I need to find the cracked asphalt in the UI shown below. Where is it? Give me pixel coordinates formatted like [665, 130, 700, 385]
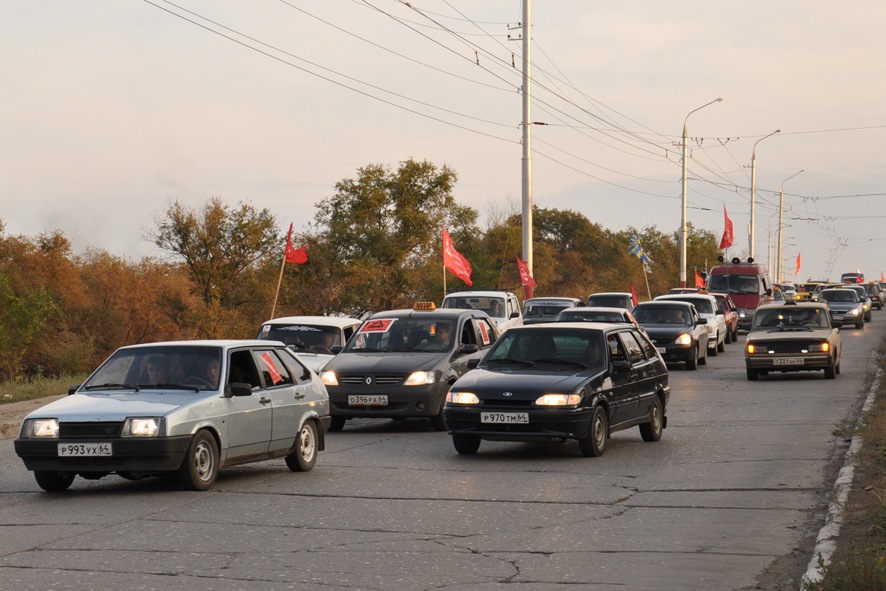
[0, 318, 881, 591]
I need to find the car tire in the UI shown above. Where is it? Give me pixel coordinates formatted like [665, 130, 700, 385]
[686, 346, 698, 370]
[717, 335, 725, 353]
[452, 434, 481, 455]
[747, 368, 759, 381]
[725, 329, 732, 345]
[732, 327, 739, 342]
[824, 363, 837, 380]
[328, 416, 347, 432]
[34, 471, 74, 492]
[709, 334, 719, 356]
[430, 399, 448, 432]
[177, 429, 219, 491]
[285, 420, 318, 472]
[836, 360, 841, 375]
[639, 396, 663, 442]
[856, 320, 864, 330]
[579, 406, 608, 457]
[698, 345, 708, 366]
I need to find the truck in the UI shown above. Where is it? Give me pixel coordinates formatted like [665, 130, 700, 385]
[705, 257, 773, 331]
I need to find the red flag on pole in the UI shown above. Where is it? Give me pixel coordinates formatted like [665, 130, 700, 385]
[284, 223, 308, 264]
[881, 271, 885, 282]
[794, 252, 801, 276]
[516, 257, 536, 287]
[442, 228, 473, 286]
[694, 271, 705, 288]
[630, 286, 639, 307]
[719, 205, 734, 249]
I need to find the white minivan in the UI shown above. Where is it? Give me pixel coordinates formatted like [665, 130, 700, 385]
[441, 290, 523, 332]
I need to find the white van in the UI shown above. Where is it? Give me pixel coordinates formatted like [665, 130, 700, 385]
[441, 291, 523, 332]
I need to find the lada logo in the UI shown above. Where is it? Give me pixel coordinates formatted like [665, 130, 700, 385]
[502, 391, 513, 397]
[365, 376, 373, 385]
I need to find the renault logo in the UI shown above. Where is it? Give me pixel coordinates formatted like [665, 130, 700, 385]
[502, 391, 513, 397]
[365, 376, 373, 386]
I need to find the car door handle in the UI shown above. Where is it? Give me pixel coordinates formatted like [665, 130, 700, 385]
[294, 393, 306, 400]
[259, 396, 272, 405]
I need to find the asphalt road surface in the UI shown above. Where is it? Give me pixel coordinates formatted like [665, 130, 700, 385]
[1, 317, 882, 591]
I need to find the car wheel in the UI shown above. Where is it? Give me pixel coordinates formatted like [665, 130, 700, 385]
[725, 329, 732, 345]
[686, 346, 698, 370]
[717, 335, 725, 353]
[286, 421, 318, 472]
[579, 406, 608, 457]
[709, 334, 719, 356]
[452, 434, 481, 455]
[732, 328, 739, 342]
[836, 360, 841, 375]
[639, 396, 663, 442]
[824, 363, 837, 380]
[430, 399, 448, 431]
[328, 416, 347, 432]
[747, 368, 759, 381]
[177, 429, 219, 491]
[34, 471, 74, 492]
[856, 320, 864, 329]
[698, 345, 708, 366]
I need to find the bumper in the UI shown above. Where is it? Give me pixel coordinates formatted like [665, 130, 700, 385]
[444, 406, 594, 441]
[656, 344, 696, 364]
[328, 383, 447, 419]
[14, 435, 192, 473]
[745, 354, 832, 371]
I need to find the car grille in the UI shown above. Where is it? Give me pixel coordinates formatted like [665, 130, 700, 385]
[339, 374, 407, 386]
[754, 340, 821, 354]
[59, 422, 124, 438]
[481, 399, 534, 408]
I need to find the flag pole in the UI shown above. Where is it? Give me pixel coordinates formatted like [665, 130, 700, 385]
[270, 251, 287, 320]
[643, 263, 652, 300]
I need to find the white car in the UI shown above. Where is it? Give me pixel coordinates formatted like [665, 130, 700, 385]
[654, 293, 728, 355]
[257, 316, 362, 372]
[441, 290, 523, 332]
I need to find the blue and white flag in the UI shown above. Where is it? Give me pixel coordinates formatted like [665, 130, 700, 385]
[628, 232, 652, 266]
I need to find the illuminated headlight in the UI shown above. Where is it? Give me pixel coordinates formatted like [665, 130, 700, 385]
[446, 391, 479, 404]
[23, 418, 59, 438]
[847, 308, 860, 316]
[675, 333, 692, 346]
[404, 371, 436, 386]
[535, 393, 581, 407]
[738, 309, 748, 318]
[321, 371, 339, 386]
[123, 418, 161, 437]
[808, 342, 830, 353]
[746, 343, 758, 354]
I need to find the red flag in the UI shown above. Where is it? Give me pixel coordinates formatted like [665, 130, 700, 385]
[794, 252, 801, 276]
[630, 286, 639, 307]
[881, 271, 885, 282]
[694, 271, 705, 288]
[718, 205, 734, 249]
[284, 223, 308, 264]
[516, 257, 536, 287]
[442, 228, 472, 286]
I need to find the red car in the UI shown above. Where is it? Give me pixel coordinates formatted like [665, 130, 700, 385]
[712, 292, 739, 344]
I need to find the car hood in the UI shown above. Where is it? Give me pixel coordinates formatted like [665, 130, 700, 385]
[325, 352, 447, 374]
[23, 391, 211, 422]
[640, 324, 694, 338]
[822, 302, 858, 311]
[747, 328, 834, 342]
[451, 367, 601, 399]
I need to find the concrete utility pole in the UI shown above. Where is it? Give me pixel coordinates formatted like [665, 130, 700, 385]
[749, 129, 780, 260]
[520, 0, 533, 299]
[777, 169, 804, 282]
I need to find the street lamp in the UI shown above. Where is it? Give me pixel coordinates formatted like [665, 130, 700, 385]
[680, 97, 723, 287]
[776, 169, 804, 282]
[749, 129, 780, 261]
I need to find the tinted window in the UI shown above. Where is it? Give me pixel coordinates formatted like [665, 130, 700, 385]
[484, 329, 605, 369]
[259, 323, 342, 353]
[586, 295, 632, 309]
[84, 346, 223, 391]
[634, 305, 692, 326]
[252, 350, 295, 387]
[619, 332, 646, 364]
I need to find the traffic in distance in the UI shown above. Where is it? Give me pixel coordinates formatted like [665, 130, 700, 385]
[13, 256, 886, 491]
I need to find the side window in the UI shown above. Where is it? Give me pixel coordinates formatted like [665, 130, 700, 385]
[619, 332, 646, 364]
[635, 330, 658, 359]
[343, 326, 356, 341]
[279, 350, 312, 384]
[474, 318, 496, 348]
[228, 350, 262, 389]
[252, 350, 294, 388]
[460, 320, 476, 346]
[606, 334, 627, 363]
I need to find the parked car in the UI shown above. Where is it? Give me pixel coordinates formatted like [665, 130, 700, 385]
[441, 290, 523, 332]
[14, 340, 330, 492]
[257, 315, 362, 372]
[521, 297, 583, 325]
[745, 302, 842, 380]
[712, 292, 739, 344]
[818, 288, 864, 329]
[632, 301, 709, 370]
[553, 306, 643, 331]
[443, 322, 669, 457]
[321, 303, 499, 431]
[584, 292, 635, 311]
[654, 293, 727, 354]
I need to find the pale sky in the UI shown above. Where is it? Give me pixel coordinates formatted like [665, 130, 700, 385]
[2, 1, 885, 284]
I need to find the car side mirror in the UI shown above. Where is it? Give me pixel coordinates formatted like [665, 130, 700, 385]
[832, 320, 843, 329]
[697, 318, 708, 325]
[459, 344, 479, 355]
[611, 360, 631, 373]
[68, 385, 80, 395]
[467, 358, 481, 369]
[330, 345, 343, 354]
[510, 311, 520, 319]
[225, 382, 253, 398]
[766, 288, 773, 296]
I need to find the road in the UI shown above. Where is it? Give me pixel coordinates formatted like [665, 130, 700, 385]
[0, 317, 882, 591]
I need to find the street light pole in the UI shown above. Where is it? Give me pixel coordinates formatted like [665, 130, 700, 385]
[776, 169, 804, 282]
[749, 129, 780, 261]
[680, 97, 722, 287]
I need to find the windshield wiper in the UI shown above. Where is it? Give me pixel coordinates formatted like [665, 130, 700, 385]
[348, 347, 381, 353]
[532, 358, 588, 369]
[83, 383, 140, 391]
[135, 383, 199, 391]
[484, 358, 535, 367]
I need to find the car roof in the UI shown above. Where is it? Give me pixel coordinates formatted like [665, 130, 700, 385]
[561, 306, 630, 313]
[524, 297, 582, 304]
[508, 321, 633, 332]
[367, 308, 488, 320]
[756, 301, 827, 311]
[119, 339, 272, 350]
[635, 300, 696, 308]
[261, 316, 362, 328]
[654, 293, 717, 302]
[586, 292, 632, 297]
[444, 290, 515, 298]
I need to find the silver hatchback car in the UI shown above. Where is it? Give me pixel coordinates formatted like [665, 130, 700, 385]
[15, 340, 330, 492]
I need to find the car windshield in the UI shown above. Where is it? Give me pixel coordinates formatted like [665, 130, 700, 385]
[442, 296, 505, 318]
[665, 297, 713, 314]
[634, 305, 692, 326]
[344, 317, 455, 353]
[259, 324, 341, 353]
[708, 274, 761, 294]
[482, 329, 605, 370]
[585, 295, 630, 308]
[753, 308, 826, 328]
[821, 290, 857, 303]
[556, 310, 622, 323]
[524, 304, 572, 319]
[82, 346, 224, 391]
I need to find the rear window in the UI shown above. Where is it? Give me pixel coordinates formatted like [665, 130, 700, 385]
[585, 295, 632, 309]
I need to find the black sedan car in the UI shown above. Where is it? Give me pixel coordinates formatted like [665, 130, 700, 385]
[321, 304, 499, 431]
[443, 323, 669, 457]
[632, 301, 709, 369]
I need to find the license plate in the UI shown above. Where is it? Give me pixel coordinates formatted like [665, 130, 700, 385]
[481, 412, 529, 424]
[656, 347, 666, 354]
[348, 394, 388, 406]
[58, 443, 112, 457]
[773, 357, 805, 366]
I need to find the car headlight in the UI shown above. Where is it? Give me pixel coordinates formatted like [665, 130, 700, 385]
[675, 333, 692, 346]
[847, 308, 860, 316]
[122, 418, 162, 437]
[746, 343, 758, 354]
[23, 418, 59, 438]
[446, 391, 479, 404]
[321, 371, 339, 386]
[404, 371, 436, 386]
[808, 342, 830, 353]
[535, 393, 581, 407]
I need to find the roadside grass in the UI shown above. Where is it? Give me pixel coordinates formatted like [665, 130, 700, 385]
[803, 339, 886, 590]
[0, 374, 88, 405]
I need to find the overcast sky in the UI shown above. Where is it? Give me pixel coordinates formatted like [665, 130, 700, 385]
[2, 1, 885, 284]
